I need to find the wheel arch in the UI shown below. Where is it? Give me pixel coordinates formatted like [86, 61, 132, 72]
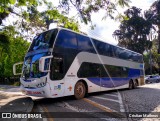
[135, 79, 139, 86]
[129, 79, 134, 89]
[77, 79, 88, 94]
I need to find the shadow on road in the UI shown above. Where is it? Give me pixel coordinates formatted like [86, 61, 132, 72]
[32, 85, 160, 120]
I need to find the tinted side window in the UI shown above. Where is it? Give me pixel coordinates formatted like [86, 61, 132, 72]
[77, 62, 109, 78]
[56, 30, 77, 49]
[50, 53, 64, 80]
[77, 62, 100, 78]
[136, 55, 143, 63]
[93, 40, 105, 54]
[100, 65, 109, 77]
[93, 39, 113, 57]
[113, 47, 123, 58]
[105, 65, 128, 77]
[77, 35, 94, 52]
[104, 44, 113, 57]
[112, 46, 143, 63]
[115, 48, 131, 60]
[131, 53, 143, 62]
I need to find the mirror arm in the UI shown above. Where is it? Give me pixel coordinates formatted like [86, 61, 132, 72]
[13, 62, 23, 75]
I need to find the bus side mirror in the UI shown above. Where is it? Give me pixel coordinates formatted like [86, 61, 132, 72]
[39, 56, 53, 72]
[13, 62, 23, 75]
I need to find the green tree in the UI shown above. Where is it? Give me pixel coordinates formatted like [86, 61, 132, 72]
[145, 0, 160, 53]
[0, 0, 131, 25]
[0, 0, 40, 24]
[113, 7, 152, 54]
[143, 38, 160, 75]
[59, 0, 131, 24]
[145, 0, 160, 74]
[0, 26, 30, 77]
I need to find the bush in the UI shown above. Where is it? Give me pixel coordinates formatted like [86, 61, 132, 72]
[13, 81, 20, 86]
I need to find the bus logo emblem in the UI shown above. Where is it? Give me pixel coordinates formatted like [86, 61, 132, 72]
[68, 86, 72, 91]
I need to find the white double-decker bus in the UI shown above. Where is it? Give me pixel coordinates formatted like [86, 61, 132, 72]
[14, 28, 144, 99]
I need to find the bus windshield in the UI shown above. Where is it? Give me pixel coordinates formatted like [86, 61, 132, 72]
[22, 53, 49, 78]
[29, 29, 58, 52]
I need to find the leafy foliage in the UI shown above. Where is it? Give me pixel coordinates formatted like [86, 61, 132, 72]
[113, 7, 153, 54]
[16, 7, 80, 40]
[143, 38, 160, 74]
[0, 1, 81, 78]
[145, 0, 160, 54]
[0, 26, 30, 77]
[59, 0, 131, 24]
[0, 0, 131, 26]
[0, 0, 39, 25]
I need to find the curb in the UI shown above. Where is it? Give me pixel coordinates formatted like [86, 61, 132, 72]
[26, 97, 34, 113]
[0, 93, 34, 121]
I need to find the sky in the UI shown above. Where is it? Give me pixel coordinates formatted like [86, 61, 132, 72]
[3, 0, 154, 44]
[49, 0, 154, 45]
[79, 0, 154, 45]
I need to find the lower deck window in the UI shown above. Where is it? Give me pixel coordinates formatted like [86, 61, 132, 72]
[77, 62, 128, 78]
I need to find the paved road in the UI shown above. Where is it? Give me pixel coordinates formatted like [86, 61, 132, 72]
[121, 83, 160, 121]
[31, 83, 160, 121]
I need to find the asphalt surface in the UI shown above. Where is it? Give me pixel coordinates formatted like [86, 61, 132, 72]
[0, 83, 160, 121]
[31, 83, 160, 121]
[0, 85, 34, 121]
[121, 83, 160, 121]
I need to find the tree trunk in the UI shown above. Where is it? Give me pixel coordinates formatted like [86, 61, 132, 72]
[0, 48, 3, 60]
[158, 26, 160, 74]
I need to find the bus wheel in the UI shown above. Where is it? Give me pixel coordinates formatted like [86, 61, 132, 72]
[156, 80, 159, 83]
[74, 81, 86, 99]
[133, 80, 138, 89]
[129, 80, 134, 89]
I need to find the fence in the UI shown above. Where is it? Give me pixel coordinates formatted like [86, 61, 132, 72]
[0, 77, 20, 85]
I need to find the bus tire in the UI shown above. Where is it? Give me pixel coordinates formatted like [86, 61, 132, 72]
[156, 79, 159, 83]
[129, 80, 134, 89]
[74, 81, 86, 99]
[133, 79, 138, 88]
[146, 80, 149, 84]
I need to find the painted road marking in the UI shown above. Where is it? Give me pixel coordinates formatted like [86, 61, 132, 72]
[63, 101, 79, 112]
[104, 93, 118, 97]
[99, 92, 125, 112]
[41, 104, 54, 121]
[37, 105, 47, 121]
[83, 98, 125, 118]
[83, 98, 117, 112]
[117, 92, 125, 112]
[93, 96, 119, 103]
[63, 101, 90, 112]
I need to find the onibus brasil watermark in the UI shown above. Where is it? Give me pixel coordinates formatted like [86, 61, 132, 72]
[1, 113, 42, 119]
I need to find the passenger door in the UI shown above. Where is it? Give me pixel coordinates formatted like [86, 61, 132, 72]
[50, 53, 65, 97]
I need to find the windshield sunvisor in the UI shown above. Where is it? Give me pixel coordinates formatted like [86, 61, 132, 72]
[32, 53, 45, 63]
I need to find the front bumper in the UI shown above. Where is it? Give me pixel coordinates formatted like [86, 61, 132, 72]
[20, 83, 51, 97]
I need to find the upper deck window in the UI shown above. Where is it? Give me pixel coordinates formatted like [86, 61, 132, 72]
[112, 46, 143, 63]
[93, 39, 113, 57]
[77, 34, 94, 52]
[56, 30, 77, 49]
[29, 29, 58, 52]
